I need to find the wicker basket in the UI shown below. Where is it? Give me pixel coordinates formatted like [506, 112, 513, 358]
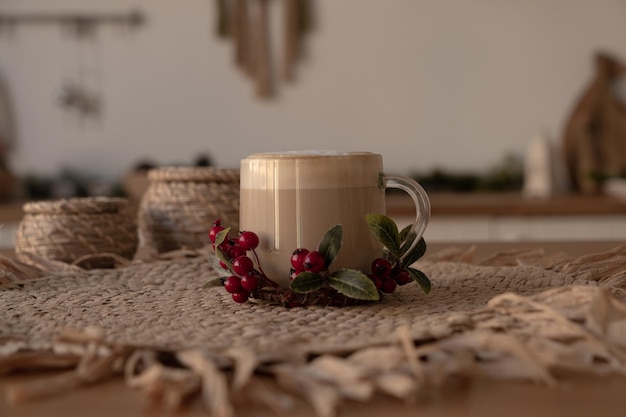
[137, 167, 240, 253]
[15, 197, 138, 268]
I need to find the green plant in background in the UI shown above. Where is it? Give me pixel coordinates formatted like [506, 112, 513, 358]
[588, 170, 610, 185]
[410, 153, 524, 193]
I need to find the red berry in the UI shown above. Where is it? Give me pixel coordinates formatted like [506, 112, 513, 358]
[232, 256, 254, 275]
[232, 291, 249, 303]
[228, 244, 247, 260]
[371, 258, 392, 278]
[303, 251, 325, 273]
[240, 274, 258, 292]
[290, 248, 310, 271]
[219, 261, 229, 270]
[209, 224, 226, 244]
[218, 239, 234, 254]
[394, 269, 412, 286]
[381, 278, 397, 293]
[224, 276, 242, 293]
[368, 274, 383, 290]
[290, 267, 304, 280]
[238, 231, 260, 251]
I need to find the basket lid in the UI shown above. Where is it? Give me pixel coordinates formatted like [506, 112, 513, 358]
[22, 197, 129, 215]
[147, 167, 240, 183]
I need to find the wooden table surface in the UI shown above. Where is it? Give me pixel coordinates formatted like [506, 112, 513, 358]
[2, 241, 626, 417]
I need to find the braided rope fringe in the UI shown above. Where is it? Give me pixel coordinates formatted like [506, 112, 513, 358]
[1, 245, 625, 415]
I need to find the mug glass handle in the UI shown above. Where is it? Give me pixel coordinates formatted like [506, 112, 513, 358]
[380, 173, 431, 262]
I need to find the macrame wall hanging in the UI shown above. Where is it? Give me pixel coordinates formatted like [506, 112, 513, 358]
[0, 10, 144, 124]
[215, 0, 315, 99]
[58, 23, 103, 126]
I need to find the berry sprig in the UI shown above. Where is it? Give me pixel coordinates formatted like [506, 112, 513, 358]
[208, 220, 278, 304]
[206, 215, 431, 307]
[364, 213, 431, 295]
[288, 224, 380, 302]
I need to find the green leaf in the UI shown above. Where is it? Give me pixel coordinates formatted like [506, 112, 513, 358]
[407, 267, 431, 294]
[215, 247, 233, 271]
[398, 224, 414, 243]
[290, 272, 324, 293]
[214, 227, 231, 247]
[365, 214, 400, 256]
[318, 224, 342, 267]
[328, 269, 380, 301]
[401, 237, 427, 267]
[208, 255, 224, 272]
[203, 277, 225, 289]
[399, 229, 417, 256]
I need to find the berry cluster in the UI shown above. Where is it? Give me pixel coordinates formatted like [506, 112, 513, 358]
[209, 220, 265, 303]
[290, 248, 326, 279]
[290, 246, 411, 297]
[207, 215, 431, 307]
[368, 258, 412, 294]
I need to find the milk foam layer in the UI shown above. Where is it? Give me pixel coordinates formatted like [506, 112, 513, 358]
[241, 151, 382, 190]
[249, 150, 360, 156]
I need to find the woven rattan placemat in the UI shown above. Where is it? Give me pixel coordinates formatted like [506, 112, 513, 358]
[1, 245, 626, 416]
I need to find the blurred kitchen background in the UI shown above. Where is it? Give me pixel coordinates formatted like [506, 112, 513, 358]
[0, 0, 625, 245]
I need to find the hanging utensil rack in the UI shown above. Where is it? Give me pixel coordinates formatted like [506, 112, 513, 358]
[0, 9, 144, 37]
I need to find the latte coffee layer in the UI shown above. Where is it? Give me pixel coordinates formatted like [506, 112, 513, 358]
[240, 152, 386, 286]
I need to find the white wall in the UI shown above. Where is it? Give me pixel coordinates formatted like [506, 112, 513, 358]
[0, 0, 625, 182]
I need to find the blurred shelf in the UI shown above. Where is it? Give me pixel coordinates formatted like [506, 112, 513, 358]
[2, 193, 625, 223]
[0, 193, 624, 247]
[386, 192, 626, 217]
[0, 202, 22, 223]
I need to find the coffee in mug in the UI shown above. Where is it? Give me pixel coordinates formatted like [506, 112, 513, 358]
[240, 151, 429, 287]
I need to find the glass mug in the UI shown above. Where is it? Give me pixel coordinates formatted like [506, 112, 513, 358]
[239, 151, 430, 287]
